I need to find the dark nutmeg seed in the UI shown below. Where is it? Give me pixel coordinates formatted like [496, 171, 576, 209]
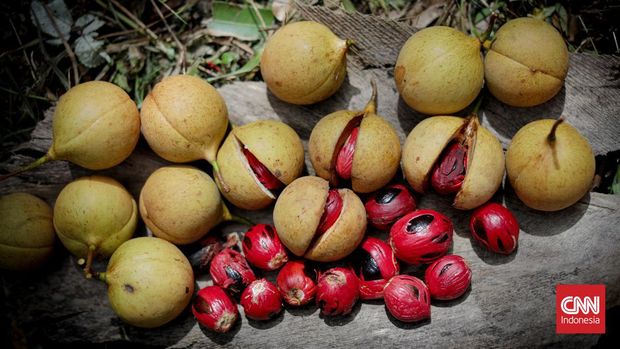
[406, 214, 434, 234]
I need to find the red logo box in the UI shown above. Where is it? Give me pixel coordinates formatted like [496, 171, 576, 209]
[556, 284, 606, 334]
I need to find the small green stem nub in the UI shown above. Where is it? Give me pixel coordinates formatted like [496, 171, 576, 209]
[548, 117, 565, 143]
[0, 153, 52, 182]
[83, 245, 96, 279]
[221, 203, 254, 226]
[470, 92, 485, 116]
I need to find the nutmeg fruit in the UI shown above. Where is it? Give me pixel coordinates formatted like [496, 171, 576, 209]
[402, 115, 505, 210]
[309, 82, 401, 193]
[260, 21, 349, 105]
[273, 176, 366, 262]
[216, 119, 304, 210]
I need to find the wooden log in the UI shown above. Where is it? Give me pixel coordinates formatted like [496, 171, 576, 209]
[1, 6, 619, 348]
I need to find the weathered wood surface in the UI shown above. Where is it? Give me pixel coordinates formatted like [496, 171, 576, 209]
[2, 6, 620, 349]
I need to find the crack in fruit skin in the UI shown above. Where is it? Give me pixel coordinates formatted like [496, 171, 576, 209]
[335, 126, 360, 180]
[431, 141, 468, 195]
[242, 147, 283, 190]
[316, 189, 343, 235]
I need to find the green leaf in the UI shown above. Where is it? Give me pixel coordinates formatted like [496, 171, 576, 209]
[611, 164, 620, 195]
[75, 34, 106, 68]
[75, 14, 105, 35]
[542, 6, 556, 19]
[207, 1, 274, 41]
[207, 45, 263, 83]
[31, 0, 73, 45]
[555, 3, 568, 35]
[220, 51, 239, 67]
[341, 0, 356, 12]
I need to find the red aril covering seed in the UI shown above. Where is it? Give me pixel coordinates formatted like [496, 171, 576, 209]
[240, 279, 283, 321]
[335, 126, 360, 180]
[469, 203, 520, 254]
[242, 147, 283, 190]
[276, 260, 317, 306]
[316, 267, 359, 316]
[209, 248, 256, 293]
[431, 142, 468, 195]
[389, 209, 454, 265]
[242, 224, 288, 271]
[365, 183, 416, 230]
[384, 275, 431, 322]
[354, 237, 400, 300]
[192, 286, 238, 333]
[424, 255, 472, 300]
[316, 189, 343, 235]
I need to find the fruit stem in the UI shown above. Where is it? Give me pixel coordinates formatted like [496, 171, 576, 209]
[0, 152, 52, 182]
[345, 39, 355, 48]
[363, 80, 378, 115]
[96, 272, 107, 283]
[478, 11, 498, 45]
[470, 92, 485, 116]
[222, 203, 254, 226]
[209, 159, 230, 193]
[547, 117, 565, 143]
[83, 245, 96, 279]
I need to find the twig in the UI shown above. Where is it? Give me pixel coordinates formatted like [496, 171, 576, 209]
[149, 0, 186, 72]
[42, 4, 79, 86]
[246, 0, 268, 39]
[108, 0, 159, 40]
[30, 8, 69, 89]
[9, 19, 37, 81]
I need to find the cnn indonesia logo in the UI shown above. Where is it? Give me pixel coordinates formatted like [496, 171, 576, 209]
[556, 284, 606, 334]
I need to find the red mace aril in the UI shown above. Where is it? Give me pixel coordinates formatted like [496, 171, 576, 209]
[469, 202, 520, 254]
[242, 147, 283, 190]
[210, 248, 256, 293]
[242, 224, 288, 271]
[364, 183, 416, 230]
[315, 189, 344, 235]
[316, 267, 359, 316]
[335, 126, 360, 180]
[389, 209, 454, 265]
[431, 141, 468, 195]
[384, 275, 431, 323]
[240, 279, 283, 321]
[424, 255, 472, 300]
[276, 260, 317, 306]
[353, 237, 399, 300]
[192, 285, 239, 333]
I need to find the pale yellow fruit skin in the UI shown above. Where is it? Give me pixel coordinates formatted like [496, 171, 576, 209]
[0, 193, 55, 271]
[51, 81, 140, 169]
[54, 176, 137, 258]
[105, 237, 194, 328]
[304, 188, 366, 262]
[260, 21, 348, 105]
[273, 176, 366, 262]
[454, 125, 505, 210]
[140, 75, 228, 162]
[309, 110, 358, 181]
[402, 116, 465, 193]
[485, 17, 569, 107]
[402, 116, 505, 210]
[395, 26, 484, 115]
[216, 120, 304, 210]
[351, 114, 401, 193]
[506, 119, 595, 211]
[139, 166, 223, 245]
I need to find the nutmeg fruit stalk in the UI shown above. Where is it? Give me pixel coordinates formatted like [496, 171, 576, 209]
[192, 286, 238, 333]
[216, 120, 305, 210]
[316, 267, 359, 316]
[384, 275, 431, 323]
[1, 81, 140, 181]
[506, 118, 595, 211]
[273, 176, 366, 262]
[209, 248, 256, 294]
[242, 224, 288, 271]
[276, 260, 317, 306]
[260, 21, 349, 105]
[54, 176, 137, 278]
[469, 203, 520, 254]
[240, 279, 283, 321]
[140, 75, 229, 188]
[309, 82, 402, 193]
[353, 237, 399, 300]
[364, 183, 416, 230]
[389, 209, 454, 265]
[140, 166, 249, 245]
[0, 193, 55, 271]
[402, 111, 505, 210]
[424, 255, 472, 300]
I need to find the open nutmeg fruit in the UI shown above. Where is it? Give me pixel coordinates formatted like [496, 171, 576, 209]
[401, 113, 505, 210]
[273, 176, 366, 262]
